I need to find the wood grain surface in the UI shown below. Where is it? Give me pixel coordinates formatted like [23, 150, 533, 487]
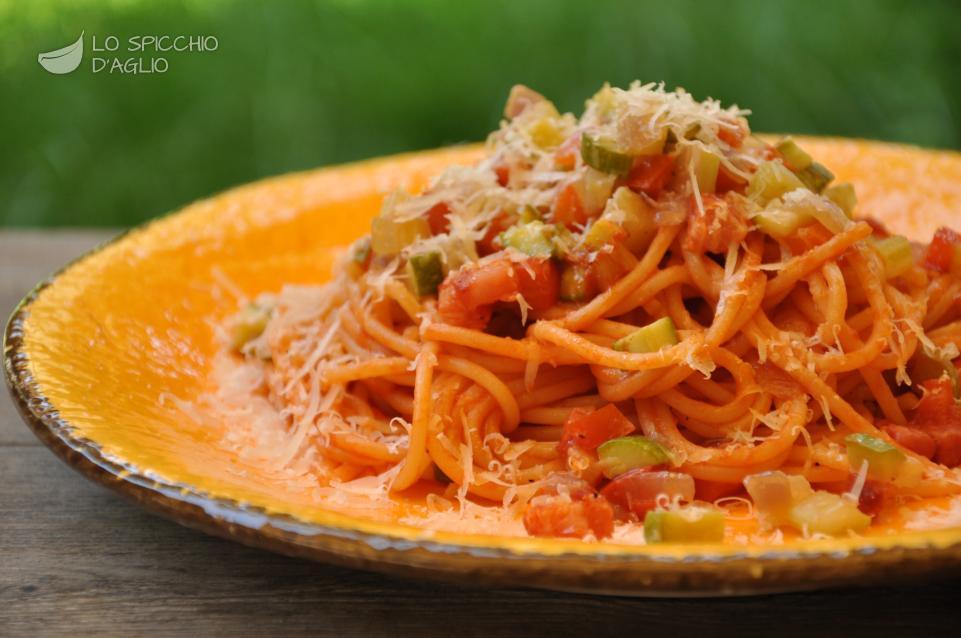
[2, 230, 960, 637]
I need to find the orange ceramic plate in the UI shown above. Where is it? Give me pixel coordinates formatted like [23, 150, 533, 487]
[6, 138, 961, 595]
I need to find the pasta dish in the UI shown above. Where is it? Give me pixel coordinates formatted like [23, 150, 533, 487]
[216, 82, 961, 543]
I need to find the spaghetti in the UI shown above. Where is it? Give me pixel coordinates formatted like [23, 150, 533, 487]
[226, 82, 961, 543]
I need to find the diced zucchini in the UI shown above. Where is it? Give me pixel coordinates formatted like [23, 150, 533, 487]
[788, 491, 870, 536]
[371, 215, 431, 256]
[598, 187, 657, 253]
[232, 303, 272, 351]
[743, 471, 814, 527]
[752, 190, 849, 238]
[580, 168, 618, 216]
[519, 205, 543, 224]
[775, 137, 813, 171]
[872, 235, 914, 279]
[581, 134, 633, 176]
[789, 190, 850, 233]
[582, 218, 624, 250]
[689, 146, 721, 194]
[527, 114, 567, 149]
[405, 251, 444, 297]
[797, 161, 835, 193]
[550, 224, 576, 259]
[845, 433, 906, 482]
[892, 456, 924, 489]
[797, 193, 849, 233]
[597, 436, 671, 479]
[752, 208, 806, 238]
[823, 183, 857, 217]
[621, 125, 668, 156]
[500, 220, 557, 258]
[747, 161, 805, 205]
[612, 317, 678, 353]
[643, 506, 726, 543]
[559, 263, 592, 302]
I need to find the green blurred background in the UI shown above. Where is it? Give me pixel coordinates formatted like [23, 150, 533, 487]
[3, 0, 960, 228]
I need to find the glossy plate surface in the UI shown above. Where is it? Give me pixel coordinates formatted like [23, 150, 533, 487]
[6, 139, 961, 595]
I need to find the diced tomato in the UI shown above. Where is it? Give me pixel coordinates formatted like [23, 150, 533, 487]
[587, 251, 625, 293]
[600, 469, 696, 520]
[682, 192, 749, 254]
[694, 479, 741, 503]
[523, 493, 614, 539]
[715, 163, 747, 194]
[558, 404, 636, 455]
[438, 258, 516, 329]
[862, 216, 892, 238]
[460, 259, 516, 308]
[753, 361, 805, 401]
[476, 211, 516, 255]
[554, 134, 581, 171]
[553, 182, 588, 228]
[437, 255, 559, 329]
[910, 377, 961, 467]
[933, 429, 961, 468]
[881, 423, 936, 460]
[922, 226, 961, 273]
[494, 164, 510, 187]
[514, 257, 559, 311]
[717, 119, 747, 148]
[760, 145, 781, 161]
[852, 478, 891, 517]
[624, 154, 674, 198]
[426, 202, 451, 235]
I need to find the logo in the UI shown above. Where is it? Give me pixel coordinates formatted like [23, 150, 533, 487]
[37, 31, 218, 76]
[38, 32, 84, 74]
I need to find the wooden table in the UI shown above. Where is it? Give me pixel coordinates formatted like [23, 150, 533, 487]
[2, 230, 960, 636]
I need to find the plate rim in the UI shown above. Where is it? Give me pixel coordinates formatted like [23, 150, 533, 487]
[6, 141, 961, 594]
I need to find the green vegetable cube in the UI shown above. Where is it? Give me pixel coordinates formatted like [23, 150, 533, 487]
[559, 263, 591, 302]
[823, 183, 857, 217]
[597, 436, 671, 478]
[581, 134, 634, 176]
[644, 506, 726, 543]
[598, 187, 657, 253]
[797, 161, 835, 193]
[689, 146, 721, 194]
[788, 491, 870, 536]
[519, 205, 543, 224]
[406, 251, 444, 297]
[872, 235, 914, 279]
[612, 317, 678, 353]
[582, 218, 624, 250]
[743, 471, 814, 527]
[776, 138, 813, 171]
[371, 215, 431, 256]
[752, 208, 806, 238]
[845, 433, 906, 482]
[499, 220, 557, 258]
[747, 161, 805, 205]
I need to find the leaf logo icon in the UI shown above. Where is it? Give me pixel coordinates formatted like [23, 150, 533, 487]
[38, 32, 84, 74]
